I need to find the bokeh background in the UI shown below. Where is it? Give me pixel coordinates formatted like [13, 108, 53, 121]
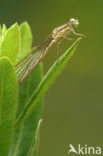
[0, 0, 103, 155]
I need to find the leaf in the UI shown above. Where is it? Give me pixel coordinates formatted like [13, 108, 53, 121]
[30, 119, 42, 156]
[0, 23, 20, 64]
[2, 24, 7, 37]
[0, 25, 1, 35]
[9, 63, 43, 156]
[0, 25, 2, 44]
[16, 22, 32, 63]
[0, 24, 7, 47]
[0, 57, 18, 156]
[16, 37, 81, 128]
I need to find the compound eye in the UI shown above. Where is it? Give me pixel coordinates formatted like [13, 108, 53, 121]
[70, 18, 79, 26]
[70, 18, 75, 23]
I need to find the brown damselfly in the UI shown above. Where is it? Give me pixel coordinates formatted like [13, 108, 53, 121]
[15, 18, 86, 85]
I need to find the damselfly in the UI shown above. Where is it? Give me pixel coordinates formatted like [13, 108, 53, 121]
[15, 18, 86, 85]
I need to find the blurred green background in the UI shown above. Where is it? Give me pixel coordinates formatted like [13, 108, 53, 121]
[0, 0, 103, 155]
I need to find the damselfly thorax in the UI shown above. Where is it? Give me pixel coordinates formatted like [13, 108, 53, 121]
[52, 23, 71, 40]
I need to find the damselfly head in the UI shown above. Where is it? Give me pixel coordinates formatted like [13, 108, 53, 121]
[69, 18, 79, 27]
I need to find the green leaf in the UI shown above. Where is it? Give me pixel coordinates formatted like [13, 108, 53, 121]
[0, 25, 2, 44]
[16, 37, 81, 128]
[0, 24, 7, 47]
[2, 24, 7, 37]
[0, 25, 1, 36]
[9, 63, 43, 156]
[0, 23, 20, 64]
[30, 119, 42, 156]
[0, 57, 18, 156]
[16, 22, 32, 63]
